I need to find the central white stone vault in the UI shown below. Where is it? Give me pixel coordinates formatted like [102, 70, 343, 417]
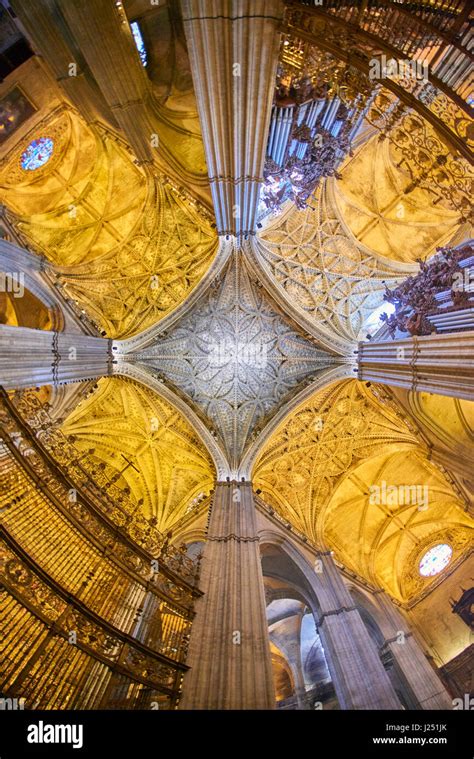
[122, 252, 340, 469]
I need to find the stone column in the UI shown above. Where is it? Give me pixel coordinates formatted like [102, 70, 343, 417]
[179, 481, 275, 709]
[314, 552, 401, 710]
[57, 0, 155, 164]
[181, 0, 283, 237]
[275, 613, 309, 710]
[376, 591, 453, 709]
[0, 325, 111, 389]
[358, 332, 474, 401]
[10, 0, 108, 124]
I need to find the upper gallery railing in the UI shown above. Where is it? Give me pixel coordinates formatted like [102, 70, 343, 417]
[295, 0, 473, 102]
[274, 1, 473, 222]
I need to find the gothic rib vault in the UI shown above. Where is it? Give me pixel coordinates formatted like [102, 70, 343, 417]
[60, 377, 216, 532]
[1, 96, 472, 603]
[253, 380, 472, 603]
[0, 107, 218, 339]
[255, 178, 413, 350]
[0, 0, 473, 713]
[117, 249, 342, 470]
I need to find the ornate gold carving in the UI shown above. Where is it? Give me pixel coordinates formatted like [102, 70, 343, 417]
[1, 389, 204, 591]
[283, 1, 473, 162]
[1, 541, 181, 696]
[365, 96, 474, 224]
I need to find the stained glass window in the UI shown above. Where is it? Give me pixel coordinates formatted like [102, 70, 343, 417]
[419, 544, 452, 577]
[21, 137, 54, 171]
[131, 21, 147, 67]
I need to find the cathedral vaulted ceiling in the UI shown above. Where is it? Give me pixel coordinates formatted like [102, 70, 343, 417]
[0, 108, 217, 338]
[253, 379, 473, 601]
[254, 380, 420, 538]
[0, 285, 52, 330]
[60, 376, 215, 532]
[255, 179, 414, 351]
[335, 134, 463, 263]
[123, 0, 209, 181]
[322, 448, 472, 602]
[0, 0, 472, 607]
[120, 250, 340, 470]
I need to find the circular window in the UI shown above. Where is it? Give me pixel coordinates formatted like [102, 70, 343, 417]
[419, 544, 452, 577]
[21, 137, 54, 171]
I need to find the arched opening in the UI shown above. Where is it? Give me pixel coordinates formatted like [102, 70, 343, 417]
[260, 541, 338, 710]
[0, 280, 53, 330]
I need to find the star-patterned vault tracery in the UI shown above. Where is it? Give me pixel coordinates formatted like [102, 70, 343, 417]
[60, 376, 215, 533]
[253, 379, 473, 602]
[121, 250, 340, 469]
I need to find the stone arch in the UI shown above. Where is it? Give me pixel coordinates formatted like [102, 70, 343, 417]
[258, 530, 324, 618]
[0, 239, 64, 331]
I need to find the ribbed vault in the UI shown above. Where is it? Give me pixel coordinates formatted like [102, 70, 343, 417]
[0, 0, 471, 598]
[60, 376, 215, 532]
[255, 178, 414, 352]
[335, 134, 462, 263]
[322, 448, 472, 602]
[120, 250, 340, 470]
[0, 108, 217, 338]
[253, 378, 473, 601]
[254, 380, 419, 535]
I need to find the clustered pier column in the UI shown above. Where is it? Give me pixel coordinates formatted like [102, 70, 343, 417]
[179, 481, 275, 709]
[313, 551, 402, 710]
[358, 332, 474, 401]
[376, 590, 453, 709]
[0, 325, 111, 388]
[181, 0, 284, 236]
